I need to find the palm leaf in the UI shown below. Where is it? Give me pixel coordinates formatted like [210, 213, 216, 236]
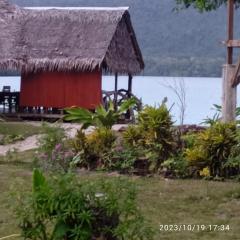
[119, 98, 137, 114]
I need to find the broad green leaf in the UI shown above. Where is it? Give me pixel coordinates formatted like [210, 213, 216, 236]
[119, 98, 137, 114]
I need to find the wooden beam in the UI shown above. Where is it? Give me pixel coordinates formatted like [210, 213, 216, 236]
[225, 40, 240, 48]
[227, 0, 234, 64]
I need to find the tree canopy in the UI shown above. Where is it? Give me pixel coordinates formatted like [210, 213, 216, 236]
[175, 0, 240, 11]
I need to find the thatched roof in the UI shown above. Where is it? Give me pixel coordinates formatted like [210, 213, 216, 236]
[0, 0, 144, 75]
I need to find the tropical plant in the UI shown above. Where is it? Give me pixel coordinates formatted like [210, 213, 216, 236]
[87, 127, 116, 169]
[202, 104, 240, 125]
[185, 122, 237, 177]
[64, 98, 137, 129]
[138, 104, 175, 169]
[181, 132, 198, 149]
[71, 129, 97, 169]
[71, 128, 116, 170]
[122, 104, 175, 172]
[112, 147, 145, 173]
[201, 104, 221, 126]
[224, 130, 240, 176]
[122, 125, 143, 148]
[16, 169, 154, 240]
[161, 154, 189, 178]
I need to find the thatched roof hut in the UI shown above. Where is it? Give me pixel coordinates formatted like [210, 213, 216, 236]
[0, 0, 144, 75]
[0, 0, 144, 112]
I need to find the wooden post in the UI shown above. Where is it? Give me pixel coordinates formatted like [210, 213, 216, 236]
[227, 0, 234, 64]
[126, 74, 133, 120]
[114, 73, 118, 110]
[222, 64, 237, 122]
[222, 0, 237, 122]
[128, 74, 133, 97]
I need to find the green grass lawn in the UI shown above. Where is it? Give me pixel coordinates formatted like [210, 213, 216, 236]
[0, 122, 42, 145]
[0, 151, 240, 240]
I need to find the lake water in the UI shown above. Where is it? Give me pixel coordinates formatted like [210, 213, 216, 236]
[0, 75, 235, 125]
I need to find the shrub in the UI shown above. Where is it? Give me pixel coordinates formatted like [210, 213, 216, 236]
[181, 133, 198, 149]
[122, 104, 175, 172]
[71, 128, 116, 170]
[38, 123, 66, 156]
[122, 125, 143, 148]
[138, 104, 175, 163]
[36, 123, 70, 172]
[16, 169, 154, 240]
[71, 129, 97, 169]
[87, 128, 116, 156]
[224, 130, 240, 176]
[161, 154, 189, 178]
[38, 143, 75, 173]
[185, 122, 237, 177]
[112, 147, 144, 173]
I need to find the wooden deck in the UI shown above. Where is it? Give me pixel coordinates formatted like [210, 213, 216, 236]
[0, 89, 142, 121]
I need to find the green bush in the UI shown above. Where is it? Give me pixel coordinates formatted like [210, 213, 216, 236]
[224, 130, 240, 176]
[185, 122, 237, 177]
[122, 125, 143, 148]
[71, 128, 116, 170]
[35, 123, 70, 172]
[16, 169, 154, 240]
[122, 104, 175, 172]
[181, 133, 198, 149]
[113, 147, 144, 173]
[37, 143, 75, 173]
[161, 154, 189, 178]
[71, 129, 97, 169]
[38, 123, 66, 156]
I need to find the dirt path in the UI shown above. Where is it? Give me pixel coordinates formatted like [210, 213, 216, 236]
[0, 135, 40, 155]
[0, 122, 127, 156]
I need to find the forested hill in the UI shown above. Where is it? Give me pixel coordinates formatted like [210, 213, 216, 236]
[10, 0, 240, 77]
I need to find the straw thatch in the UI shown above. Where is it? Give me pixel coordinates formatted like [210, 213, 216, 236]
[0, 0, 144, 74]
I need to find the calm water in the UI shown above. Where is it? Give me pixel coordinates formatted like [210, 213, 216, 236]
[1, 75, 235, 125]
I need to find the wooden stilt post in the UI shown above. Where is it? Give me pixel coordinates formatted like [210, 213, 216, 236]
[126, 74, 133, 120]
[114, 73, 118, 111]
[222, 0, 237, 122]
[128, 74, 132, 97]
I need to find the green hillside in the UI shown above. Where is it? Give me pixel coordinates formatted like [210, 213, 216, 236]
[10, 0, 240, 77]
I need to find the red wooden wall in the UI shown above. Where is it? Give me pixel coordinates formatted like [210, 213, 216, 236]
[20, 71, 102, 109]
